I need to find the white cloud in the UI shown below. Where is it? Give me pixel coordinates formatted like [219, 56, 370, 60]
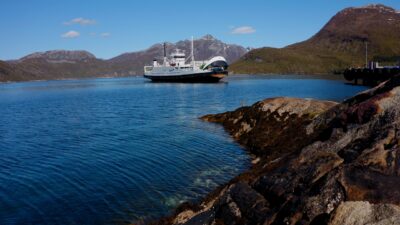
[61, 30, 80, 38]
[231, 26, 256, 34]
[64, 17, 96, 26]
[100, 32, 111, 37]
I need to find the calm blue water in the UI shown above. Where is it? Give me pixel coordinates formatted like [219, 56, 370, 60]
[0, 75, 367, 224]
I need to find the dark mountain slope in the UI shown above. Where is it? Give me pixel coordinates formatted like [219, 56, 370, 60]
[0, 60, 37, 82]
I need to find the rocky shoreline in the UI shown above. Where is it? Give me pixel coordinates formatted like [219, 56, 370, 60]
[151, 76, 400, 225]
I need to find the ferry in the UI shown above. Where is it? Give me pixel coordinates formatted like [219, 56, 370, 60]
[144, 37, 228, 82]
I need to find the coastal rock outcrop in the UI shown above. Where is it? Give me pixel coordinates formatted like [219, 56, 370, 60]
[154, 76, 400, 225]
[202, 97, 337, 160]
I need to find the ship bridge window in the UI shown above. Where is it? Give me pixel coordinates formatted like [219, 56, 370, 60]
[173, 56, 185, 58]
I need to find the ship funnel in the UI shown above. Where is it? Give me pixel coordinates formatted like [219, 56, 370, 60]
[163, 43, 166, 58]
[163, 43, 167, 66]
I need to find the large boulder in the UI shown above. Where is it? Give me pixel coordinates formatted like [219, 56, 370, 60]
[155, 76, 400, 225]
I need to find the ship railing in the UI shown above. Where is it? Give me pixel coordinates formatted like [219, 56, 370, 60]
[194, 61, 207, 68]
[144, 66, 153, 72]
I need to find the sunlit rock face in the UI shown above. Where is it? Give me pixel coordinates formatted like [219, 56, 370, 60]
[329, 201, 400, 225]
[155, 76, 400, 225]
[202, 97, 337, 159]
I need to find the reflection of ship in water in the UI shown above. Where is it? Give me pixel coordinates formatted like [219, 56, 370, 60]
[144, 37, 228, 82]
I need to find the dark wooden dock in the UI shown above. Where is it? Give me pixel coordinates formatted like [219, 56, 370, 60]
[343, 67, 400, 85]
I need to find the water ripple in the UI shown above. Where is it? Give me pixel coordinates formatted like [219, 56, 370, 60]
[0, 76, 368, 224]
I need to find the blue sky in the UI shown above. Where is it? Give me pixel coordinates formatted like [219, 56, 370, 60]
[1, 0, 399, 60]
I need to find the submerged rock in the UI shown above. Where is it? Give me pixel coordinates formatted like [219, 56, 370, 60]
[153, 76, 400, 225]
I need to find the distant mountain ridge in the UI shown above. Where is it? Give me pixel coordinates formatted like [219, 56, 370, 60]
[20, 50, 96, 63]
[231, 4, 400, 74]
[0, 35, 247, 82]
[111, 34, 246, 64]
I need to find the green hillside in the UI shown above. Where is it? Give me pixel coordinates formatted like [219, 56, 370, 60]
[231, 4, 400, 75]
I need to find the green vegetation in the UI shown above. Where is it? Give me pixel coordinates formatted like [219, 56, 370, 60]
[231, 4, 400, 75]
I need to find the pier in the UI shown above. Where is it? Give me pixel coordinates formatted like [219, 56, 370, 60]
[343, 62, 400, 85]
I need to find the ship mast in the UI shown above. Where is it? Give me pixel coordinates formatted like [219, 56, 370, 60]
[191, 36, 195, 68]
[365, 41, 368, 68]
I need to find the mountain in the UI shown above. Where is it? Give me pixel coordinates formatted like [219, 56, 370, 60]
[20, 50, 96, 62]
[0, 35, 247, 82]
[108, 34, 247, 76]
[3, 50, 109, 82]
[231, 4, 400, 74]
[0, 60, 37, 82]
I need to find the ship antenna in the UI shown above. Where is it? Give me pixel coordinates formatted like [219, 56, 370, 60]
[365, 41, 368, 68]
[191, 36, 195, 68]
